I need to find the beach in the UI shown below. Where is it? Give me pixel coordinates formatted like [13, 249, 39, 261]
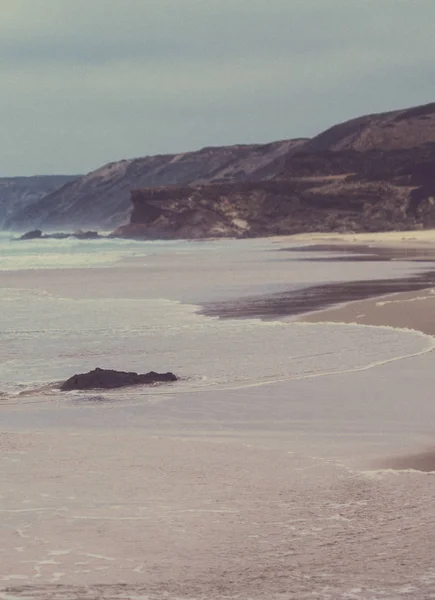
[2, 233, 435, 599]
[287, 231, 435, 335]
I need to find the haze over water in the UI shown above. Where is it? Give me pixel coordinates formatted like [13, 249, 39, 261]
[1, 233, 435, 599]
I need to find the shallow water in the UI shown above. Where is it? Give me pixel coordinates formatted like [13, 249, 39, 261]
[2, 234, 435, 599]
[0, 232, 189, 270]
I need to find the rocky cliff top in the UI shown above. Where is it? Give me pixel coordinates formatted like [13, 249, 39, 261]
[304, 102, 435, 152]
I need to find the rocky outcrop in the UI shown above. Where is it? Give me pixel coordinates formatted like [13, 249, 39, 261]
[60, 368, 178, 391]
[16, 229, 101, 240]
[113, 141, 435, 238]
[18, 229, 43, 240]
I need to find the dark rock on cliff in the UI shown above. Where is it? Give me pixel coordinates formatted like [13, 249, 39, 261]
[113, 182, 302, 239]
[60, 368, 178, 391]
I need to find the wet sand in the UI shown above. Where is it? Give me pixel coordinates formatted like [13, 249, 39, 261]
[201, 242, 435, 321]
[3, 385, 435, 599]
[285, 228, 435, 249]
[202, 269, 435, 321]
[201, 234, 435, 480]
[295, 235, 435, 474]
[290, 240, 435, 335]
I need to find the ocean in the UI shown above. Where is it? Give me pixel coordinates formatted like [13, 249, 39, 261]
[1, 232, 435, 599]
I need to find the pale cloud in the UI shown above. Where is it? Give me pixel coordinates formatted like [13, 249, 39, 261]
[1, 0, 435, 174]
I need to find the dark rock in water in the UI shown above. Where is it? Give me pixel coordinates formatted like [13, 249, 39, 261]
[15, 230, 102, 241]
[19, 229, 43, 240]
[73, 230, 99, 239]
[60, 367, 178, 391]
[45, 232, 71, 239]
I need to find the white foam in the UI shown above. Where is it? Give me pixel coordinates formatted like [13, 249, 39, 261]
[0, 235, 191, 271]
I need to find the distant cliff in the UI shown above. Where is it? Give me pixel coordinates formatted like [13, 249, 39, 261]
[5, 140, 305, 231]
[0, 175, 78, 230]
[5, 101, 435, 236]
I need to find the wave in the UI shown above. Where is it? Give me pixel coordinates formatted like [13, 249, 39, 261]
[0, 236, 193, 271]
[2, 307, 434, 407]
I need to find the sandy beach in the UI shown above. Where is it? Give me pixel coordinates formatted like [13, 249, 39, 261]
[2, 233, 435, 599]
[288, 228, 435, 250]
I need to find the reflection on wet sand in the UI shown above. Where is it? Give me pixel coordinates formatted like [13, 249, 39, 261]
[373, 447, 435, 472]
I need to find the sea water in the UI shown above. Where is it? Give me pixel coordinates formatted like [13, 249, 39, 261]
[0, 232, 186, 271]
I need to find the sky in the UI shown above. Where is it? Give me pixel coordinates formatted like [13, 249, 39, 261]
[1, 0, 435, 176]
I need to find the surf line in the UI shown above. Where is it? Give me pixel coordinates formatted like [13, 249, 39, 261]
[42, 335, 435, 402]
[220, 339, 435, 391]
[135, 333, 435, 396]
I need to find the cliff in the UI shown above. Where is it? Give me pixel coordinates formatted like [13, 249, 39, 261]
[113, 142, 435, 239]
[0, 175, 78, 230]
[5, 140, 305, 231]
[5, 101, 435, 236]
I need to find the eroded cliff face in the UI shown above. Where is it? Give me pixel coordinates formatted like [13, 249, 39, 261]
[113, 143, 435, 239]
[97, 101, 435, 238]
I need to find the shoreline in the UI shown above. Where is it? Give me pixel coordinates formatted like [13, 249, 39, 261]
[297, 286, 435, 336]
[201, 241, 435, 336]
[2, 230, 435, 336]
[288, 233, 435, 336]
